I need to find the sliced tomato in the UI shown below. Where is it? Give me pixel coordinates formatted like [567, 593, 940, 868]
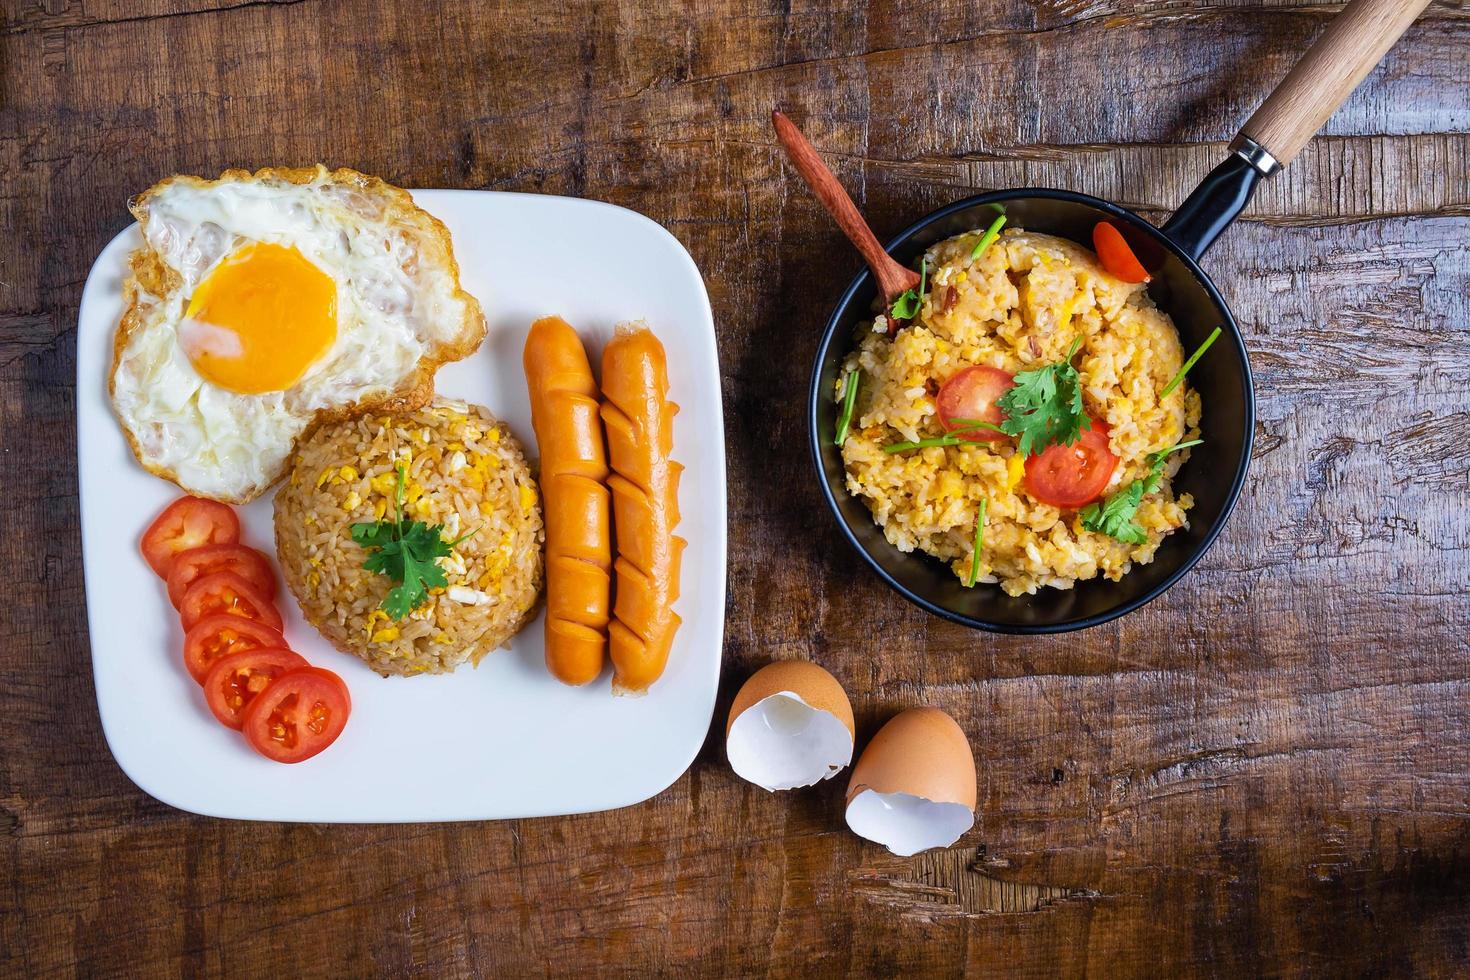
[202, 648, 308, 730]
[166, 544, 277, 609]
[140, 496, 240, 577]
[241, 667, 352, 764]
[182, 614, 288, 684]
[1093, 222, 1151, 284]
[936, 366, 1015, 442]
[1023, 421, 1119, 508]
[178, 571, 282, 633]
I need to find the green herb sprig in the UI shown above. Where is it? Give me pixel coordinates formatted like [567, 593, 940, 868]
[997, 336, 1088, 457]
[889, 258, 928, 321]
[884, 419, 1007, 453]
[350, 464, 476, 620]
[1161, 326, 1222, 398]
[1080, 440, 1202, 543]
[965, 498, 988, 587]
[834, 369, 860, 446]
[969, 213, 1007, 260]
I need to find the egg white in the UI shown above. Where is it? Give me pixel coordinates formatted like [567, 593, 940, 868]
[110, 167, 485, 502]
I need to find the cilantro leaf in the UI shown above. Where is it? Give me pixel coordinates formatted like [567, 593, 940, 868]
[889, 258, 927, 321]
[382, 580, 418, 621]
[349, 462, 464, 621]
[401, 520, 453, 562]
[1138, 439, 1202, 495]
[1080, 439, 1203, 543]
[361, 540, 403, 578]
[997, 337, 1088, 457]
[350, 521, 397, 549]
[360, 520, 452, 619]
[1080, 480, 1147, 544]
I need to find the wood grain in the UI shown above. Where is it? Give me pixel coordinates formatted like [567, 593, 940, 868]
[1241, 0, 1437, 165]
[3, 0, 1468, 976]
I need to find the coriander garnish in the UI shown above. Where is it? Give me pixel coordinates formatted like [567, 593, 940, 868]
[350, 463, 475, 620]
[1161, 326, 1221, 398]
[965, 498, 988, 587]
[834, 369, 860, 446]
[1140, 440, 1202, 492]
[889, 257, 927, 321]
[1078, 479, 1149, 544]
[997, 336, 1088, 457]
[1080, 439, 1202, 543]
[969, 213, 1007, 260]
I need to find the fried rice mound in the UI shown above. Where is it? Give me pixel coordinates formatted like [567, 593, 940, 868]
[275, 397, 544, 676]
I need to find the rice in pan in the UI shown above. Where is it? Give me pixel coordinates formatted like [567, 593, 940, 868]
[838, 229, 1202, 596]
[275, 397, 544, 676]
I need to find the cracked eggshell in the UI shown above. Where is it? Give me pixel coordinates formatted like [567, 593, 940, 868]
[844, 707, 977, 856]
[725, 661, 855, 792]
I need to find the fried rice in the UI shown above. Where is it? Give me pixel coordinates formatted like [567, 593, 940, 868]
[275, 397, 544, 676]
[837, 228, 1202, 596]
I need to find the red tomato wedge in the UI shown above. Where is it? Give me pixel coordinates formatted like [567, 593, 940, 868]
[183, 614, 289, 684]
[166, 544, 277, 609]
[241, 667, 352, 764]
[140, 496, 240, 577]
[1024, 421, 1119, 508]
[1093, 222, 1151, 284]
[203, 648, 308, 730]
[178, 571, 282, 633]
[936, 366, 1015, 442]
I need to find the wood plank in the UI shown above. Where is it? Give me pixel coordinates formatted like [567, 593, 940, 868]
[2, 0, 302, 34]
[2, 0, 1467, 975]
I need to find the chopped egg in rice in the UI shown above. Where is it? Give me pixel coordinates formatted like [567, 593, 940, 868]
[837, 229, 1201, 596]
[274, 397, 543, 676]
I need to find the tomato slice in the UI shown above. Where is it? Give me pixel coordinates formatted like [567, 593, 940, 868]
[1092, 222, 1151, 284]
[178, 571, 283, 632]
[182, 613, 288, 684]
[166, 544, 277, 609]
[1023, 421, 1119, 508]
[241, 667, 352, 764]
[202, 648, 308, 730]
[140, 496, 241, 577]
[936, 366, 1015, 442]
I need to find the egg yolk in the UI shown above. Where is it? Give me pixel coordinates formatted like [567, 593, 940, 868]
[181, 242, 337, 394]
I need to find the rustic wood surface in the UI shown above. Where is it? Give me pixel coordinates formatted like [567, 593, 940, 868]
[3, 0, 1468, 975]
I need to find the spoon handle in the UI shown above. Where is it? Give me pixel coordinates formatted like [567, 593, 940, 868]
[772, 110, 921, 305]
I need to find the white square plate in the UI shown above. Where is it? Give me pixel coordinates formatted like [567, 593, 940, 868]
[77, 190, 726, 821]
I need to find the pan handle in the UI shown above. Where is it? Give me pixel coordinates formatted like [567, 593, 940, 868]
[1162, 0, 1432, 260]
[1240, 0, 1434, 170]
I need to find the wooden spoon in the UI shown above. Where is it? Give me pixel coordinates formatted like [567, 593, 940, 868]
[771, 110, 920, 307]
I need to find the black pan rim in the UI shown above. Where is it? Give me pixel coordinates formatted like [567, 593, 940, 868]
[806, 186, 1257, 635]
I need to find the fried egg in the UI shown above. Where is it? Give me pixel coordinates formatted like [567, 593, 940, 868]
[110, 166, 486, 503]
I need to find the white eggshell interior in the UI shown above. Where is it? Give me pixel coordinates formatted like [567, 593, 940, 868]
[844, 789, 975, 856]
[727, 692, 854, 792]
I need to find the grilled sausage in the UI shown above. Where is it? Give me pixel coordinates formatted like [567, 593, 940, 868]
[600, 324, 685, 695]
[523, 316, 611, 685]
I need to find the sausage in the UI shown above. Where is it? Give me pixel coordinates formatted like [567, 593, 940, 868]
[523, 316, 611, 685]
[600, 324, 685, 695]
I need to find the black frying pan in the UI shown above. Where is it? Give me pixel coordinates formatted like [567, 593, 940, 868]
[789, 0, 1432, 633]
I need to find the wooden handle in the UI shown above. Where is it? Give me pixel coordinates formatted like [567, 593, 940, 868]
[1240, 0, 1432, 167]
[772, 110, 920, 305]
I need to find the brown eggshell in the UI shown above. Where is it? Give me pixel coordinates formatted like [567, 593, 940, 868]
[726, 661, 855, 738]
[845, 707, 977, 810]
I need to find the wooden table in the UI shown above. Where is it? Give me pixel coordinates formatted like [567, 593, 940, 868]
[4, 1, 1467, 975]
